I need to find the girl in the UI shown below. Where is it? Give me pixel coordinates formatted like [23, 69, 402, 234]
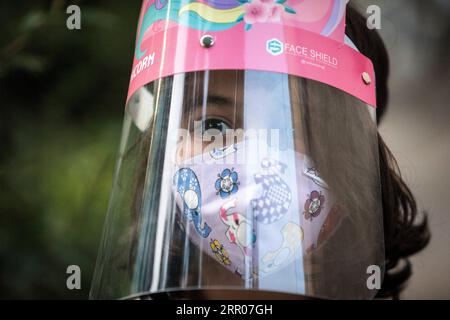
[91, 3, 430, 300]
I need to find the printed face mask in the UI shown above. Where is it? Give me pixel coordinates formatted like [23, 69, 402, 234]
[172, 139, 335, 280]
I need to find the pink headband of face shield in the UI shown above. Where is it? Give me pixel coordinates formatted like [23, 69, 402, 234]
[127, 0, 377, 108]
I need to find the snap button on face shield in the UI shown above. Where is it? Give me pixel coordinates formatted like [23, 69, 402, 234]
[362, 72, 372, 85]
[200, 35, 215, 48]
[90, 0, 384, 301]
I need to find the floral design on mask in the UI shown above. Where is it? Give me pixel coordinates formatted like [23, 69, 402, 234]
[174, 168, 212, 238]
[260, 222, 303, 274]
[215, 168, 239, 198]
[219, 199, 256, 257]
[303, 190, 325, 221]
[210, 239, 231, 265]
[251, 158, 292, 224]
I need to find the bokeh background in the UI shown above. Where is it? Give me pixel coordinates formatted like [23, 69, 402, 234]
[0, 0, 449, 299]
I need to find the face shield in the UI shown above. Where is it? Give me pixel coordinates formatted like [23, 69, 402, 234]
[91, 0, 384, 300]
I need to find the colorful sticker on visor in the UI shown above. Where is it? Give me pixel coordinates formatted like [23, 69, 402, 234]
[128, 0, 376, 107]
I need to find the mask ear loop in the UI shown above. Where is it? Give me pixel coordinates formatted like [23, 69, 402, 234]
[344, 35, 378, 124]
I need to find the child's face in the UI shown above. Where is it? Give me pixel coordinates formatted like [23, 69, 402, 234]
[175, 71, 243, 163]
[176, 71, 306, 163]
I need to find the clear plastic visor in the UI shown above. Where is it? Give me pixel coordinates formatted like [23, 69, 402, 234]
[91, 70, 384, 300]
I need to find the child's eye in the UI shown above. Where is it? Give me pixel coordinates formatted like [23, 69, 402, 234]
[202, 118, 232, 134]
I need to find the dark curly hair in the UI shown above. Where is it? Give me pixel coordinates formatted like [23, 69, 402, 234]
[346, 4, 431, 299]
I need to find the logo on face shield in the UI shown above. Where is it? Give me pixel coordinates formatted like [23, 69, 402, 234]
[266, 39, 284, 56]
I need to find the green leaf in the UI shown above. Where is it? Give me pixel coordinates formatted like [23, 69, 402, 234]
[245, 23, 252, 31]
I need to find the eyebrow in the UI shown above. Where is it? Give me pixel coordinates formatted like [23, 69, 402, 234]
[204, 94, 232, 107]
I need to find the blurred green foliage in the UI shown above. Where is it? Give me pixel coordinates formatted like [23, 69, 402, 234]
[0, 0, 142, 299]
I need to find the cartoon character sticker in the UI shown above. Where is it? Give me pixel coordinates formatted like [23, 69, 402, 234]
[219, 199, 256, 257]
[173, 168, 212, 238]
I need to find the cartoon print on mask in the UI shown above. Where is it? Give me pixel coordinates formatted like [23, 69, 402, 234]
[260, 222, 304, 274]
[210, 239, 231, 266]
[173, 168, 212, 238]
[251, 158, 292, 224]
[303, 190, 325, 221]
[209, 144, 237, 160]
[215, 168, 239, 198]
[303, 156, 329, 189]
[219, 199, 256, 257]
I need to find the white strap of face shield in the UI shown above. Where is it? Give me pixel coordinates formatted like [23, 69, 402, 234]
[344, 35, 378, 124]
